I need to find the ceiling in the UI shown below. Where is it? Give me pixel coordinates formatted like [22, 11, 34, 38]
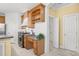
[0, 3, 37, 14]
[49, 3, 73, 9]
[0, 3, 74, 15]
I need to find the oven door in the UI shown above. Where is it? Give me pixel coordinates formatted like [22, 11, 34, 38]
[18, 32, 24, 48]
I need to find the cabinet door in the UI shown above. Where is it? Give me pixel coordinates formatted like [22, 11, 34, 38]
[24, 36, 29, 49]
[33, 40, 37, 54]
[40, 5, 45, 22]
[24, 36, 27, 48]
[28, 12, 34, 28]
[0, 42, 5, 56]
[5, 39, 11, 56]
[0, 16, 5, 23]
[33, 40, 44, 56]
[0, 39, 11, 56]
[21, 15, 24, 23]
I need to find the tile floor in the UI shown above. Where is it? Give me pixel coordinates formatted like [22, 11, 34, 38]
[11, 44, 35, 56]
[11, 44, 79, 56]
[43, 48, 79, 56]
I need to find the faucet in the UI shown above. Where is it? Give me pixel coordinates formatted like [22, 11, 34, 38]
[31, 30, 35, 36]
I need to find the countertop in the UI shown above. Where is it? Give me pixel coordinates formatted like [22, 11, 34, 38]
[24, 34, 37, 40]
[0, 35, 13, 39]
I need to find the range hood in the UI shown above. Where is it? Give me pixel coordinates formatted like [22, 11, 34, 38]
[21, 17, 28, 27]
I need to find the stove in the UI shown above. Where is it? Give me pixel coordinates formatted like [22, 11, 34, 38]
[18, 32, 29, 48]
[18, 32, 24, 48]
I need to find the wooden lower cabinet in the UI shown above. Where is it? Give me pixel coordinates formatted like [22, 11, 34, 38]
[33, 39, 44, 56]
[26, 37, 33, 49]
[24, 35, 26, 48]
[24, 35, 44, 56]
[24, 35, 33, 49]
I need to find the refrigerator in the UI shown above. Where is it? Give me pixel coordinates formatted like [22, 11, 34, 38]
[0, 23, 6, 35]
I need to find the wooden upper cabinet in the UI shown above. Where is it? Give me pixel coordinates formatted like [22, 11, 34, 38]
[31, 4, 45, 22]
[28, 11, 35, 28]
[26, 3, 45, 28]
[21, 15, 24, 23]
[0, 16, 5, 23]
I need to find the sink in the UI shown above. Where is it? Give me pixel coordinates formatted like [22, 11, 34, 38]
[30, 35, 37, 40]
[24, 33, 37, 40]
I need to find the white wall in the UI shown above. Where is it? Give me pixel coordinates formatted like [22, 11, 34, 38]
[34, 22, 46, 35]
[0, 12, 5, 16]
[34, 22, 47, 52]
[44, 4, 50, 53]
[5, 13, 21, 44]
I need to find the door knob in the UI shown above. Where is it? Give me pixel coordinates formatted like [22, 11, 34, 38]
[64, 34, 66, 36]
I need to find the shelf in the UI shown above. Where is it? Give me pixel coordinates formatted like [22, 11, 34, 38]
[26, 4, 45, 28]
[32, 9, 40, 16]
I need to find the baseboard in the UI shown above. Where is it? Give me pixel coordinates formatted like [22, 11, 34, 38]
[59, 45, 64, 48]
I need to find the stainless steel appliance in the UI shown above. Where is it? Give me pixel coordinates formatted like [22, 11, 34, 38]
[18, 32, 24, 48]
[0, 23, 6, 35]
[18, 32, 29, 48]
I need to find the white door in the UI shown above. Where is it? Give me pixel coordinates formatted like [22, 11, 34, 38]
[76, 14, 79, 50]
[63, 14, 77, 51]
[49, 16, 59, 48]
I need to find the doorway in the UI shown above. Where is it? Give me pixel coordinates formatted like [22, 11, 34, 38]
[49, 16, 59, 51]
